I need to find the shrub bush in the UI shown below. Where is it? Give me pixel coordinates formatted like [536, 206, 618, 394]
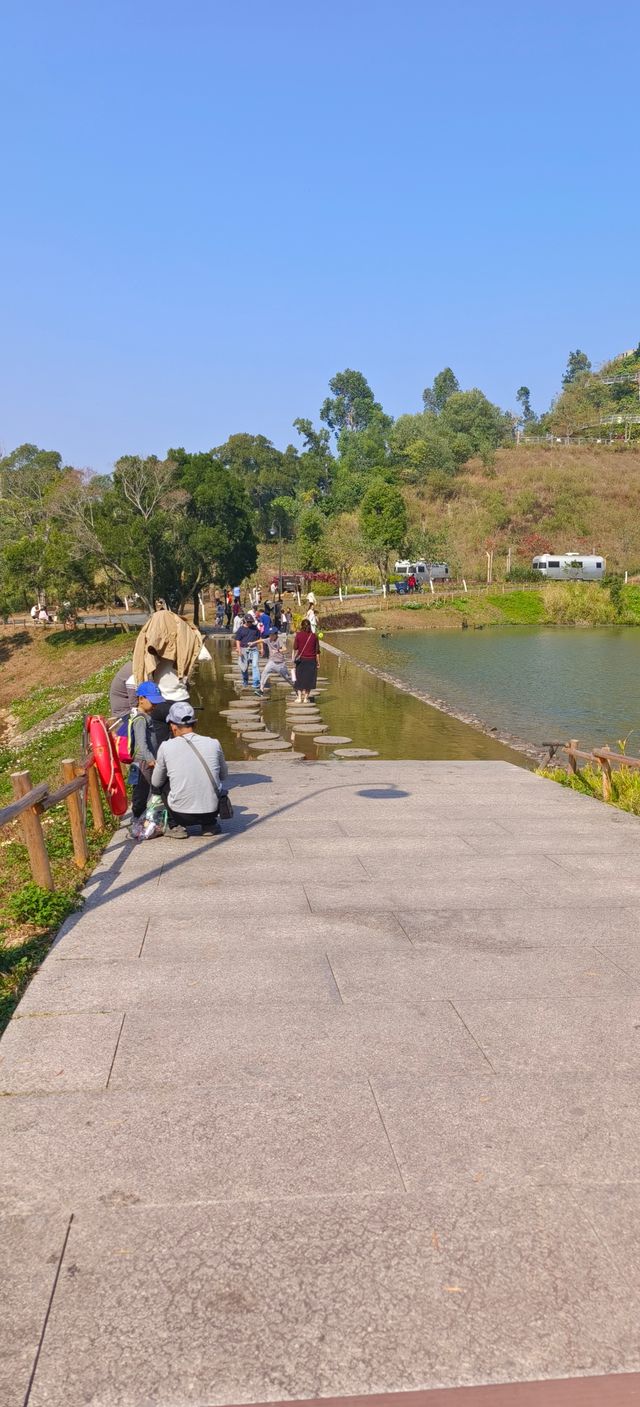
[8, 883, 79, 929]
[322, 612, 366, 630]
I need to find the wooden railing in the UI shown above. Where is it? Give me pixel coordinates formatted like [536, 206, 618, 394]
[543, 740, 640, 802]
[0, 750, 106, 890]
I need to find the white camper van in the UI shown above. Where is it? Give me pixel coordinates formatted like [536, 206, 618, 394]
[394, 560, 450, 582]
[532, 553, 605, 581]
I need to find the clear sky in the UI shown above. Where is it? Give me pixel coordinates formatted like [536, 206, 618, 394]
[2, 0, 639, 472]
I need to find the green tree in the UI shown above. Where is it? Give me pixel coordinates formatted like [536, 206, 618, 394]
[169, 450, 257, 619]
[324, 512, 365, 593]
[439, 389, 511, 463]
[516, 386, 535, 423]
[213, 433, 298, 536]
[320, 369, 389, 434]
[359, 480, 407, 585]
[562, 349, 592, 386]
[296, 506, 327, 571]
[422, 367, 459, 414]
[292, 419, 334, 500]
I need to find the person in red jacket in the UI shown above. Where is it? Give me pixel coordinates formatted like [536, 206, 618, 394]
[293, 618, 320, 702]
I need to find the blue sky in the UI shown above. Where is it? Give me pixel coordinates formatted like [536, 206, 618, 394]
[1, 0, 639, 472]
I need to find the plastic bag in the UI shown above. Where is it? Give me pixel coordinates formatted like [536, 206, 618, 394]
[141, 794, 167, 840]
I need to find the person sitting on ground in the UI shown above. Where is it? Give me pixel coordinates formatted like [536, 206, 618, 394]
[150, 702, 228, 838]
[293, 617, 320, 703]
[260, 627, 294, 696]
[129, 681, 165, 829]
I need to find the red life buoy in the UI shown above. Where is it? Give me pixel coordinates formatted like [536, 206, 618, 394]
[87, 715, 128, 816]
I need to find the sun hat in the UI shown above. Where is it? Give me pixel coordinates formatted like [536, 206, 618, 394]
[136, 681, 164, 703]
[167, 701, 196, 726]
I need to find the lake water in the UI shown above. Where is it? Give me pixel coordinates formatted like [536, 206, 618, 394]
[337, 626, 640, 752]
[190, 639, 527, 766]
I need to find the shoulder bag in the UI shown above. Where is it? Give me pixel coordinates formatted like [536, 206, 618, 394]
[183, 737, 233, 819]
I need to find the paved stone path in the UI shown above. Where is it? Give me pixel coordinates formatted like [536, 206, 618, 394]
[3, 759, 640, 1406]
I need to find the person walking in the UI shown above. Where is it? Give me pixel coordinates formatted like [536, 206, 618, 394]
[259, 627, 294, 696]
[235, 612, 262, 690]
[258, 602, 272, 657]
[225, 591, 233, 629]
[307, 602, 318, 634]
[150, 702, 229, 838]
[293, 618, 320, 702]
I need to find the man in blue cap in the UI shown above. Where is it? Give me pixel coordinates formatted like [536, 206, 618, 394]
[129, 681, 165, 829]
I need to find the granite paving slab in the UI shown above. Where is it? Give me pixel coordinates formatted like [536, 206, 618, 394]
[0, 1211, 71, 1407]
[456, 996, 640, 1073]
[140, 912, 412, 960]
[109, 998, 486, 1090]
[395, 905, 640, 950]
[0, 1080, 401, 1216]
[0, 1011, 124, 1093]
[17, 952, 340, 1015]
[26, 1190, 640, 1407]
[327, 946, 628, 1003]
[371, 1072, 640, 1190]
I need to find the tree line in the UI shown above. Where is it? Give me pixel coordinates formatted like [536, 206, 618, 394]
[2, 349, 633, 614]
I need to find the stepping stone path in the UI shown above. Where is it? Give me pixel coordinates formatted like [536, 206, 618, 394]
[314, 735, 352, 745]
[333, 747, 379, 757]
[248, 738, 294, 751]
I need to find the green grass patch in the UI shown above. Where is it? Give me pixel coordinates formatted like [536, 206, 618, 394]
[0, 654, 123, 1032]
[486, 590, 545, 624]
[44, 627, 131, 651]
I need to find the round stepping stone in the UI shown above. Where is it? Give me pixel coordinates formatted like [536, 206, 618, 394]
[253, 752, 299, 762]
[333, 747, 379, 757]
[289, 723, 328, 734]
[248, 738, 293, 751]
[242, 729, 280, 740]
[314, 734, 351, 745]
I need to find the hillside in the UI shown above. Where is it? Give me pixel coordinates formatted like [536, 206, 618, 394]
[403, 443, 640, 580]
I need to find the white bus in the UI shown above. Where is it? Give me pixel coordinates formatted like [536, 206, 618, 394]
[532, 553, 605, 581]
[394, 560, 450, 582]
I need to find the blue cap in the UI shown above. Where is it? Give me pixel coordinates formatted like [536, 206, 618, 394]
[136, 681, 164, 703]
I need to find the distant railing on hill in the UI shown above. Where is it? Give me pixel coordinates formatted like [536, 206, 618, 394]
[543, 740, 640, 801]
[0, 745, 106, 889]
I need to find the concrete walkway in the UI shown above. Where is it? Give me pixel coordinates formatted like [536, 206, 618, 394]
[3, 759, 640, 1406]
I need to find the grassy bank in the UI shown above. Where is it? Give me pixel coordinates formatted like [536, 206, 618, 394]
[537, 764, 640, 818]
[323, 582, 640, 634]
[0, 629, 129, 1031]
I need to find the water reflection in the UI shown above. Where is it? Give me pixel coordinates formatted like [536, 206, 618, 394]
[189, 639, 527, 766]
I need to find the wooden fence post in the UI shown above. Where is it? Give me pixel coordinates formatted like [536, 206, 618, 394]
[11, 771, 54, 890]
[598, 747, 613, 802]
[62, 760, 89, 868]
[86, 760, 106, 832]
[568, 739, 579, 775]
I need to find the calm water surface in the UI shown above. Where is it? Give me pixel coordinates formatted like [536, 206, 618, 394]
[190, 640, 527, 766]
[338, 626, 640, 751]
